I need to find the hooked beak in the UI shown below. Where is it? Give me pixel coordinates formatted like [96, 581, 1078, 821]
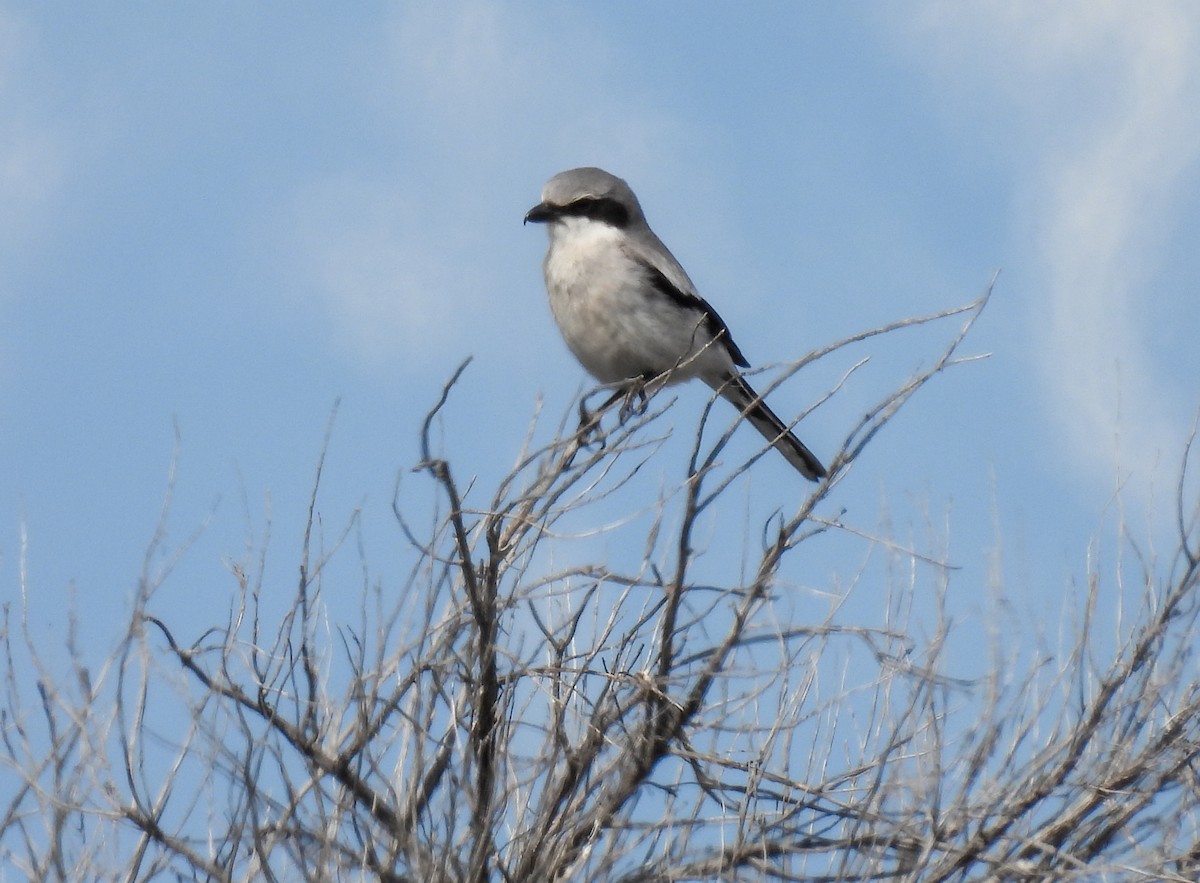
[523, 202, 557, 225]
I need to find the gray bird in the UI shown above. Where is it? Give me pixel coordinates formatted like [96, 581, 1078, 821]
[525, 167, 826, 481]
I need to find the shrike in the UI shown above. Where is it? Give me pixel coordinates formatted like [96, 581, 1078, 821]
[524, 167, 826, 481]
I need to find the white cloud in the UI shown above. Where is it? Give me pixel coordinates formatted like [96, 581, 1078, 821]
[285, 174, 465, 366]
[0, 9, 66, 280]
[379, 2, 694, 180]
[1037, 5, 1200, 489]
[907, 1, 1200, 490]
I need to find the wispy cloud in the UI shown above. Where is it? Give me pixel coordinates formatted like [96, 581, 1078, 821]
[907, 2, 1200, 490]
[285, 174, 467, 366]
[1035, 5, 1200, 490]
[0, 9, 66, 284]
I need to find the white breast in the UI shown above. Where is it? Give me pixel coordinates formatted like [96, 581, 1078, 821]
[540, 217, 733, 386]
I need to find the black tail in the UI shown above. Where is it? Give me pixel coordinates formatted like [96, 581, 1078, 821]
[719, 374, 826, 481]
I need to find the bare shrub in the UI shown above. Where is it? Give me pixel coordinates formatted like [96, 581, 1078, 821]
[5, 282, 1200, 881]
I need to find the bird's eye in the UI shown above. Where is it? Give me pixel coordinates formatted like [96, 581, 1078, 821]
[569, 197, 629, 228]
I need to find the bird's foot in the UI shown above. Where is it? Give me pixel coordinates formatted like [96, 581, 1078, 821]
[617, 379, 651, 423]
[577, 396, 604, 437]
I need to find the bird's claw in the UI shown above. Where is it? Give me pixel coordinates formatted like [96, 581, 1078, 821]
[617, 380, 651, 423]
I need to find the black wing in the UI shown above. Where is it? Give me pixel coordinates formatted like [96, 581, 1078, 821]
[643, 263, 750, 368]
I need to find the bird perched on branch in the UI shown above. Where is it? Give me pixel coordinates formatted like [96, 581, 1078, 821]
[525, 167, 825, 481]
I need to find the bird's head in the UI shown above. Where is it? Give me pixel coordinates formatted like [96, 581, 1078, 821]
[524, 167, 644, 231]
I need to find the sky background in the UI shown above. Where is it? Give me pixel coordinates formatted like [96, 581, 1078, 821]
[2, 3, 1199, 712]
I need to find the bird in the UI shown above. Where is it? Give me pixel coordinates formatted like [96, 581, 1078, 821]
[524, 167, 826, 481]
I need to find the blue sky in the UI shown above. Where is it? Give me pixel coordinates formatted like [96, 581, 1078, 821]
[3, 3, 1199, 685]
